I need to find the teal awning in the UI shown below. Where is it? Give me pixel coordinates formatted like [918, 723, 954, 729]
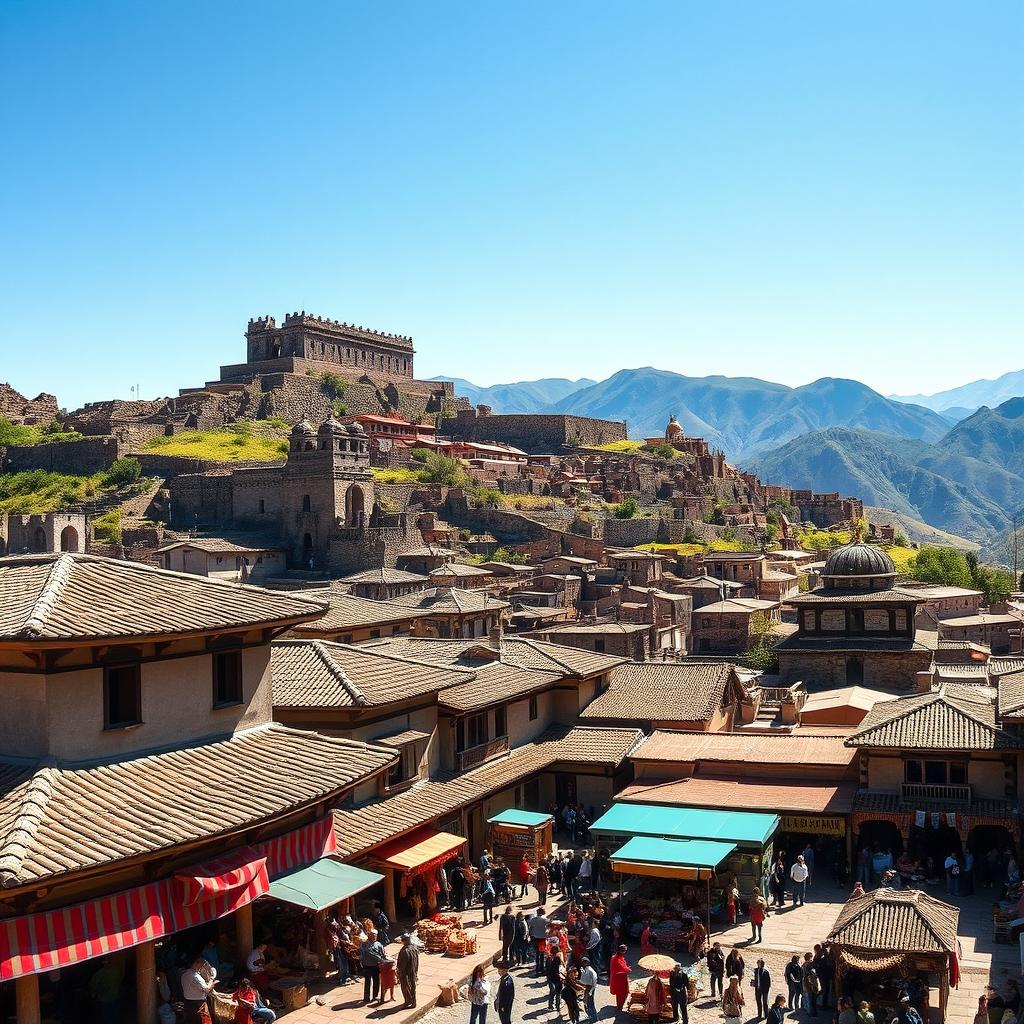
[591, 802, 778, 846]
[488, 809, 553, 827]
[612, 836, 736, 870]
[267, 858, 383, 912]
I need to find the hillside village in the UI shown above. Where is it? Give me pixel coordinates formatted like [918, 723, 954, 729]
[1, 314, 1024, 1024]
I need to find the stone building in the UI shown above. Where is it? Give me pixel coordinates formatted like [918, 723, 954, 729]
[690, 596, 780, 655]
[0, 512, 86, 556]
[777, 543, 933, 689]
[168, 417, 420, 573]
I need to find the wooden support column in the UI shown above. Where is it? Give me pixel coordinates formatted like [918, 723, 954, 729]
[427, 869, 438, 912]
[15, 975, 41, 1024]
[136, 939, 158, 1024]
[235, 903, 254, 970]
[384, 867, 398, 924]
[313, 909, 329, 971]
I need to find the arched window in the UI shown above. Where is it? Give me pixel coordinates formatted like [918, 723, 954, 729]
[59, 525, 79, 552]
[32, 527, 47, 552]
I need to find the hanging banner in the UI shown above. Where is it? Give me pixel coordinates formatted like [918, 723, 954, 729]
[780, 815, 845, 837]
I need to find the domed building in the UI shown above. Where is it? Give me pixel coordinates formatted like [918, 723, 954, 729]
[776, 541, 932, 690]
[665, 414, 683, 440]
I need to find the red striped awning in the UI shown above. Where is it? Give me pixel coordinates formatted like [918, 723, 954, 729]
[371, 828, 466, 876]
[0, 814, 337, 982]
[175, 848, 267, 905]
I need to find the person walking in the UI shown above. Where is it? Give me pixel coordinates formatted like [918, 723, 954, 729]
[609, 944, 631, 1011]
[536, 859, 549, 905]
[790, 856, 810, 906]
[723, 976, 745, 1024]
[813, 945, 833, 1008]
[801, 953, 819, 1017]
[580, 957, 599, 1021]
[562, 965, 583, 1024]
[944, 852, 961, 897]
[707, 942, 725, 998]
[750, 890, 767, 943]
[528, 907, 550, 975]
[546, 947, 564, 1012]
[770, 857, 786, 908]
[644, 973, 667, 1024]
[767, 994, 787, 1024]
[752, 959, 771, 1021]
[586, 920, 604, 973]
[499, 906, 516, 965]
[669, 963, 689, 1024]
[495, 964, 515, 1024]
[725, 948, 745, 984]
[359, 931, 386, 1005]
[481, 872, 496, 925]
[467, 965, 491, 1024]
[451, 862, 467, 911]
[514, 911, 530, 967]
[396, 934, 419, 1009]
[803, 844, 816, 887]
[784, 955, 803, 1011]
[371, 900, 392, 945]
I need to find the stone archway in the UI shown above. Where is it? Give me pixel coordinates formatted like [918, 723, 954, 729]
[32, 527, 47, 552]
[59, 525, 80, 552]
[346, 485, 365, 527]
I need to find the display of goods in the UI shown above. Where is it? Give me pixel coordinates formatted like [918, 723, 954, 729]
[464, 930, 478, 954]
[446, 929, 469, 957]
[417, 918, 454, 952]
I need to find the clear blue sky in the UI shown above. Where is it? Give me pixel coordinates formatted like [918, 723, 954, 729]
[1, 1, 1021, 409]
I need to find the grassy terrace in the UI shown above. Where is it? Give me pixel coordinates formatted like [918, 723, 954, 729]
[0, 461, 149, 515]
[145, 422, 289, 462]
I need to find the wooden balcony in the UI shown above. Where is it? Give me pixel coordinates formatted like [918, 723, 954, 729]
[457, 735, 509, 772]
[900, 782, 971, 805]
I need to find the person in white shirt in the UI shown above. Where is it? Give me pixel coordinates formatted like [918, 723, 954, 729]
[790, 856, 809, 906]
[580, 958, 599, 1021]
[181, 957, 214, 1023]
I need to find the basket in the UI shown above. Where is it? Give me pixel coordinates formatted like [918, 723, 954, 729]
[278, 981, 308, 1012]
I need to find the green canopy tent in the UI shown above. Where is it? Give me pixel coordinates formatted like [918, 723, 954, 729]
[267, 858, 383, 912]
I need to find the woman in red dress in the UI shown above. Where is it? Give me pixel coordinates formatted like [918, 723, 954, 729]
[609, 944, 631, 1011]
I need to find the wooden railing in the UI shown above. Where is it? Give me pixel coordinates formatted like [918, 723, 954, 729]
[457, 735, 510, 772]
[900, 782, 971, 805]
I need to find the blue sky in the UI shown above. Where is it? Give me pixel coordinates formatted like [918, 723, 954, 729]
[1, 1, 1021, 409]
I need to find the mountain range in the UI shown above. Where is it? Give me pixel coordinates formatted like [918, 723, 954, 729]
[890, 368, 1024, 417]
[446, 369, 1024, 554]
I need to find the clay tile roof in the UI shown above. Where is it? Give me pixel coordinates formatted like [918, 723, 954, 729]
[0, 725, 395, 889]
[332, 726, 643, 858]
[290, 591, 430, 633]
[991, 657, 1024, 677]
[340, 567, 429, 585]
[428, 564, 494, 579]
[271, 640, 475, 708]
[617, 775, 858, 815]
[631, 729, 856, 766]
[0, 553, 325, 643]
[785, 589, 917, 606]
[390, 588, 510, 614]
[997, 671, 1024, 717]
[846, 686, 1018, 750]
[581, 663, 738, 723]
[827, 888, 959, 954]
[438, 662, 563, 712]
[156, 538, 285, 555]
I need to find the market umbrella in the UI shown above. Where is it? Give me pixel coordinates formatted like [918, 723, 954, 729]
[638, 954, 678, 976]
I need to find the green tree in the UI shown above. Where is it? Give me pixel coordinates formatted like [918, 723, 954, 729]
[419, 453, 469, 487]
[613, 497, 639, 519]
[102, 457, 142, 489]
[909, 546, 974, 589]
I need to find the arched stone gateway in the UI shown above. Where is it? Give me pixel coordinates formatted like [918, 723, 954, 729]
[59, 525, 80, 553]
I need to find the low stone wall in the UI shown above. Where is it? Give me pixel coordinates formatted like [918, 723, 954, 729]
[444, 412, 626, 452]
[603, 517, 665, 547]
[2, 436, 122, 475]
[135, 453, 284, 481]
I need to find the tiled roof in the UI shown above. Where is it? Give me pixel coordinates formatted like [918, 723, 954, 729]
[537, 622, 650, 634]
[988, 657, 1024, 677]
[846, 687, 1019, 750]
[271, 640, 475, 708]
[398, 546, 458, 558]
[617, 775, 858, 815]
[696, 598, 779, 614]
[376, 729, 432, 747]
[853, 790, 1017, 817]
[786, 589, 918, 606]
[390, 588, 510, 614]
[762, 569, 798, 583]
[941, 613, 1021, 627]
[827, 888, 959, 954]
[438, 663, 563, 712]
[156, 538, 284, 554]
[895, 583, 983, 600]
[0, 725, 395, 890]
[631, 730, 856, 766]
[580, 663, 737, 723]
[997, 671, 1024, 717]
[341, 567, 429, 585]
[429, 564, 493, 578]
[0, 553, 325, 643]
[290, 591, 430, 633]
[333, 726, 643, 858]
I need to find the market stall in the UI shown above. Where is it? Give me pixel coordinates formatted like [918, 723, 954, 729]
[592, 801, 780, 919]
[487, 809, 554, 865]
[827, 888, 960, 1022]
[611, 836, 735, 944]
[369, 827, 467, 923]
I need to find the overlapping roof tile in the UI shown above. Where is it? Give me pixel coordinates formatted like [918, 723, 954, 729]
[827, 888, 959, 954]
[580, 663, 738, 723]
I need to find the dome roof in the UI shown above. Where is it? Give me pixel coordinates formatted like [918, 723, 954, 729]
[823, 542, 896, 581]
[291, 419, 315, 435]
[348, 421, 366, 435]
[317, 416, 346, 435]
[666, 415, 683, 438]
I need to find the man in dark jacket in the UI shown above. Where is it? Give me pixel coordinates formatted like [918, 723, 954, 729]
[752, 959, 772, 1020]
[669, 963, 689, 1024]
[499, 907, 516, 966]
[496, 964, 515, 1024]
[812, 945, 832, 1008]
[371, 900, 391, 945]
[767, 994, 787, 1024]
[725, 948, 745, 984]
[784, 955, 803, 1011]
[707, 942, 725, 997]
[396, 934, 419, 1008]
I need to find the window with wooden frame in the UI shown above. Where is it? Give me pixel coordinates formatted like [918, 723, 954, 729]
[904, 758, 967, 786]
[104, 663, 142, 729]
[212, 650, 243, 707]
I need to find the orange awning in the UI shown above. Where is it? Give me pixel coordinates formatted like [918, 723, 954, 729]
[371, 828, 466, 875]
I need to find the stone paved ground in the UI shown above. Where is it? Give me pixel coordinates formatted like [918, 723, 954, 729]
[279, 880, 1020, 1024]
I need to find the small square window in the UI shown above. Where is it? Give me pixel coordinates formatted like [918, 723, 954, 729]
[104, 664, 142, 729]
[213, 650, 243, 707]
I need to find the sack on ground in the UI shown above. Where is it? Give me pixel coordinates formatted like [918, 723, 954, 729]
[438, 980, 460, 1006]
